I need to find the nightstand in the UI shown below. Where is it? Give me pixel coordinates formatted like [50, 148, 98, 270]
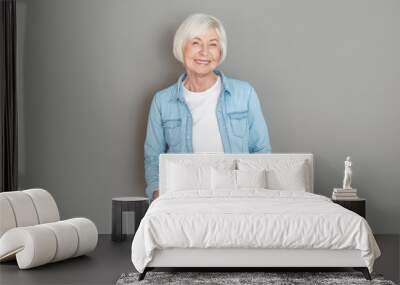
[332, 198, 366, 218]
[112, 197, 149, 242]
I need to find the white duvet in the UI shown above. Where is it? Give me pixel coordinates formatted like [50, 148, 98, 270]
[131, 190, 380, 273]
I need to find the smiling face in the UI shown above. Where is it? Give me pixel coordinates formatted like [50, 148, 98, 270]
[182, 28, 222, 77]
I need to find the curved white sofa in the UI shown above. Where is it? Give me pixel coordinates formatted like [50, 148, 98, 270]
[0, 189, 98, 269]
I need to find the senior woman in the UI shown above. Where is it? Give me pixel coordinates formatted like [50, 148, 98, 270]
[144, 13, 272, 201]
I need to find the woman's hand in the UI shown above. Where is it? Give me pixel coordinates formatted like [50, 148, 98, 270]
[153, 190, 160, 200]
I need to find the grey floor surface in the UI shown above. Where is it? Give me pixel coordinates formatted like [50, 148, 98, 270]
[0, 234, 398, 285]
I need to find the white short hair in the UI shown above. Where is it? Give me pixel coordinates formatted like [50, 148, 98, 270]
[173, 13, 227, 64]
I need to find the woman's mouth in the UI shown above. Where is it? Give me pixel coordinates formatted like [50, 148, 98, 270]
[194, 59, 211, 65]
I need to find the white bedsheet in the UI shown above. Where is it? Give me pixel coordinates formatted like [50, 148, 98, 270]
[131, 190, 380, 273]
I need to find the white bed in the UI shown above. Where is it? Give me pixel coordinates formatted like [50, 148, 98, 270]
[131, 153, 380, 280]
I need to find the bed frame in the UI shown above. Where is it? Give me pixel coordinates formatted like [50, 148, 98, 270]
[139, 153, 371, 280]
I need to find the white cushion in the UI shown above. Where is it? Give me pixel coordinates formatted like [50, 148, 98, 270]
[237, 159, 308, 191]
[0, 226, 57, 269]
[237, 169, 268, 189]
[212, 168, 236, 190]
[42, 221, 79, 262]
[0, 218, 97, 269]
[166, 160, 235, 192]
[268, 163, 307, 191]
[23, 189, 60, 223]
[211, 169, 268, 190]
[64, 218, 98, 257]
[167, 162, 211, 191]
[0, 196, 17, 237]
[0, 192, 39, 227]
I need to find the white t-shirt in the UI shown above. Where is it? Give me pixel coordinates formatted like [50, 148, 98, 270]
[183, 76, 224, 153]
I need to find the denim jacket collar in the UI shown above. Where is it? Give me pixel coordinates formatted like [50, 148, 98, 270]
[174, 69, 232, 102]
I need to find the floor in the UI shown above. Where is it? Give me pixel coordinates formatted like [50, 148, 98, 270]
[0, 234, 399, 285]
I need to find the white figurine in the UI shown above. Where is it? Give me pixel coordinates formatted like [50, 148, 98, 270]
[342, 156, 352, 189]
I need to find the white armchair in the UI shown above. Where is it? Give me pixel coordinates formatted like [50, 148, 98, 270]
[0, 189, 98, 269]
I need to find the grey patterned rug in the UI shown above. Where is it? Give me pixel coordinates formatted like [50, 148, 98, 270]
[116, 271, 396, 285]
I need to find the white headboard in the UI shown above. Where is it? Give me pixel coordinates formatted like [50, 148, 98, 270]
[159, 153, 314, 194]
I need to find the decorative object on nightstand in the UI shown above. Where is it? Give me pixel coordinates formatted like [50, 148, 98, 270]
[342, 156, 353, 190]
[112, 197, 149, 242]
[332, 188, 358, 200]
[332, 156, 365, 217]
[332, 198, 366, 218]
[332, 156, 359, 200]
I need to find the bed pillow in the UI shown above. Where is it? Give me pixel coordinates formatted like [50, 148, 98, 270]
[237, 159, 308, 191]
[211, 169, 268, 190]
[167, 162, 212, 191]
[211, 168, 236, 190]
[166, 159, 236, 192]
[267, 165, 307, 191]
[236, 169, 268, 189]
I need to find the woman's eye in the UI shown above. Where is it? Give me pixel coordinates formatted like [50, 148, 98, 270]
[209, 43, 217, 47]
[192, 42, 199, 45]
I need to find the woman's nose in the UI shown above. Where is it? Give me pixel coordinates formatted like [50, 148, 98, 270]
[199, 44, 209, 56]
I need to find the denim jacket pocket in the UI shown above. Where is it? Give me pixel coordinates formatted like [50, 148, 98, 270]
[162, 119, 181, 147]
[228, 111, 248, 137]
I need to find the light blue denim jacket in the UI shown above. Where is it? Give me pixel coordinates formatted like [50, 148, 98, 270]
[144, 70, 272, 200]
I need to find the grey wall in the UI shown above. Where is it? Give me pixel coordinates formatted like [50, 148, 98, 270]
[16, 0, 400, 234]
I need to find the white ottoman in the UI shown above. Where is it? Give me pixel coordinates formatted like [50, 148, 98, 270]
[0, 189, 98, 269]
